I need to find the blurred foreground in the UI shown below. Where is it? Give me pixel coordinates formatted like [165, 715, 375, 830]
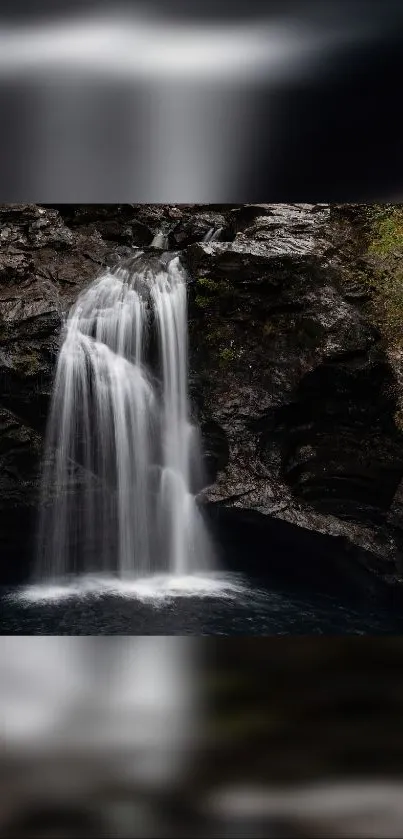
[2, 638, 403, 836]
[0, 1, 403, 200]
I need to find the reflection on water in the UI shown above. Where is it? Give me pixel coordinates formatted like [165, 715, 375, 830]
[0, 637, 198, 774]
[2, 638, 403, 835]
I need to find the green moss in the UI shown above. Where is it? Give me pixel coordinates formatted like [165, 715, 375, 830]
[197, 276, 231, 296]
[374, 272, 403, 333]
[197, 277, 219, 291]
[369, 207, 403, 257]
[219, 346, 236, 363]
[263, 320, 274, 337]
[205, 327, 225, 344]
[338, 207, 403, 352]
[365, 209, 403, 343]
[13, 349, 42, 376]
[195, 295, 211, 309]
[192, 307, 238, 365]
[204, 323, 234, 345]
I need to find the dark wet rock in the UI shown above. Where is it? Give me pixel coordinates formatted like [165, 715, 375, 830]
[168, 212, 229, 249]
[49, 204, 154, 247]
[184, 204, 331, 285]
[186, 204, 403, 591]
[0, 205, 117, 581]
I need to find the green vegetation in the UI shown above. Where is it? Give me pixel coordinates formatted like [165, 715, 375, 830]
[263, 320, 274, 337]
[365, 206, 403, 343]
[194, 295, 210, 310]
[372, 270, 403, 337]
[368, 206, 403, 257]
[193, 278, 239, 364]
[197, 276, 230, 295]
[193, 316, 238, 366]
[194, 277, 231, 311]
[339, 205, 403, 432]
[219, 346, 236, 363]
[13, 349, 42, 376]
[205, 325, 231, 345]
[337, 206, 403, 349]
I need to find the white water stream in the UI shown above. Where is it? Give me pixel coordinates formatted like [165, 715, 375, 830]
[34, 252, 213, 585]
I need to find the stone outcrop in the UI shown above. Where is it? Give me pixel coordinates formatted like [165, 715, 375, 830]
[186, 204, 403, 592]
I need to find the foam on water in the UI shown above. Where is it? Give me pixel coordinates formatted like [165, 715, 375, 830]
[9, 572, 250, 607]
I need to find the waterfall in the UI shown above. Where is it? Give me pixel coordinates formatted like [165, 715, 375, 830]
[35, 253, 213, 583]
[151, 231, 169, 250]
[203, 227, 223, 243]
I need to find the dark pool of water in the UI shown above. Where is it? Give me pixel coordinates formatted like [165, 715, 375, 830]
[1, 572, 402, 635]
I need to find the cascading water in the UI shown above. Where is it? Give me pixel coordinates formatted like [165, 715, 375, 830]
[203, 227, 223, 243]
[150, 231, 169, 250]
[34, 252, 213, 584]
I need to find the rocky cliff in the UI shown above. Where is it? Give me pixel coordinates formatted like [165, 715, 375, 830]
[1, 203, 403, 600]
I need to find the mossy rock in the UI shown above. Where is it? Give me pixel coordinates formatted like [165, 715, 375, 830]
[196, 276, 232, 297]
[12, 349, 43, 377]
[369, 207, 403, 257]
[205, 322, 236, 347]
[263, 320, 274, 337]
[195, 295, 211, 310]
[192, 316, 238, 366]
[341, 206, 403, 350]
[219, 346, 237, 364]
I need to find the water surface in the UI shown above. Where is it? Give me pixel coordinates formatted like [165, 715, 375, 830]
[1, 572, 401, 635]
